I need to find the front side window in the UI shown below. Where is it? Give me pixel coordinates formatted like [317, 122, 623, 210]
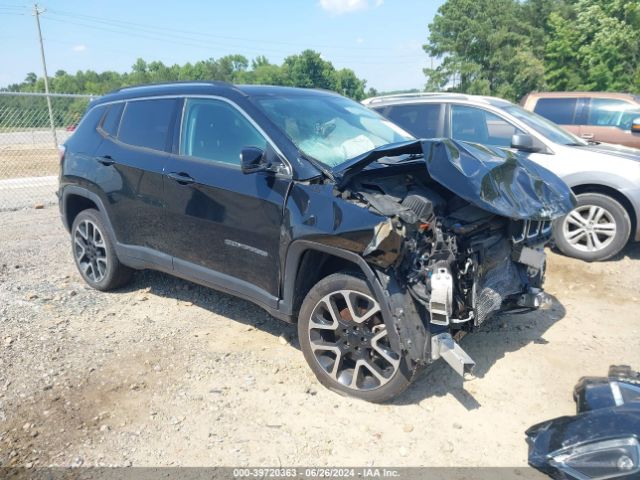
[587, 98, 640, 130]
[180, 99, 266, 165]
[254, 94, 413, 168]
[499, 104, 584, 146]
[118, 99, 177, 151]
[378, 103, 442, 139]
[451, 105, 523, 147]
[533, 98, 578, 125]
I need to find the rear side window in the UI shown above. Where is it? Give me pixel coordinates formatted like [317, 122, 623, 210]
[100, 103, 124, 137]
[118, 99, 177, 151]
[533, 98, 578, 125]
[378, 104, 442, 138]
[451, 105, 523, 147]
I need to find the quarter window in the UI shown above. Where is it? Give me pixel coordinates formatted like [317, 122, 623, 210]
[587, 98, 640, 130]
[100, 103, 124, 137]
[451, 105, 523, 147]
[180, 99, 266, 165]
[533, 98, 578, 125]
[118, 99, 177, 151]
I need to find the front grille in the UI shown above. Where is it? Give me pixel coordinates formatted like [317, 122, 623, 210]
[511, 219, 552, 244]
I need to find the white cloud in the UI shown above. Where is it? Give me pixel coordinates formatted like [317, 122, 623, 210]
[72, 44, 87, 53]
[319, 0, 383, 15]
[356, 37, 365, 44]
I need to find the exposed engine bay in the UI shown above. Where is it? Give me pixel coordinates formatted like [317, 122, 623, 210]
[342, 164, 551, 332]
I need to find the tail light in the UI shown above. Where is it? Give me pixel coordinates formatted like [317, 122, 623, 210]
[58, 145, 66, 177]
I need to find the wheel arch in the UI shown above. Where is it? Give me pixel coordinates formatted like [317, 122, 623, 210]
[280, 240, 429, 364]
[281, 241, 377, 320]
[61, 186, 116, 240]
[570, 184, 637, 241]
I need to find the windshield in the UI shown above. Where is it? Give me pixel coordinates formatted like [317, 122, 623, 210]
[498, 104, 587, 146]
[254, 94, 414, 167]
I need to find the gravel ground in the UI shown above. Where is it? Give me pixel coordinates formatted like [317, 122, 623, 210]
[0, 206, 639, 468]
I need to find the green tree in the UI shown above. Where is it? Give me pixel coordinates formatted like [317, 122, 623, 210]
[545, 0, 640, 92]
[282, 50, 337, 90]
[335, 68, 366, 100]
[423, 0, 545, 100]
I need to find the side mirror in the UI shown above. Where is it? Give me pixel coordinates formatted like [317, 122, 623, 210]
[240, 147, 267, 174]
[631, 118, 640, 133]
[511, 133, 541, 153]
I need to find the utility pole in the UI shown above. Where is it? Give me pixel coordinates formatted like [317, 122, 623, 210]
[33, 3, 57, 146]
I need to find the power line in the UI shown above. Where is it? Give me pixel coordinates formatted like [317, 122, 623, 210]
[45, 7, 403, 53]
[42, 9, 422, 61]
[40, 15, 422, 65]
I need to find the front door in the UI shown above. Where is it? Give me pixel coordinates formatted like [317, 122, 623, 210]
[161, 97, 291, 298]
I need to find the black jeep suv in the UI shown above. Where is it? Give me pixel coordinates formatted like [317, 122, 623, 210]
[58, 82, 574, 402]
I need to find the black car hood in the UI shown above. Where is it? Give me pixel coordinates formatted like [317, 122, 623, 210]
[333, 139, 575, 221]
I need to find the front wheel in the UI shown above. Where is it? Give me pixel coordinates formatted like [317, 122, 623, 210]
[554, 193, 631, 262]
[298, 273, 416, 403]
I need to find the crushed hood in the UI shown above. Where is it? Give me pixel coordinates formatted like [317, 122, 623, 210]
[333, 139, 575, 221]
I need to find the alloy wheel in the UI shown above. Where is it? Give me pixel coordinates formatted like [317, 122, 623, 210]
[562, 205, 617, 253]
[73, 219, 108, 283]
[307, 289, 400, 392]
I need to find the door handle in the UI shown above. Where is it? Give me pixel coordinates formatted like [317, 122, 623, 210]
[167, 172, 195, 185]
[581, 133, 594, 139]
[96, 155, 115, 166]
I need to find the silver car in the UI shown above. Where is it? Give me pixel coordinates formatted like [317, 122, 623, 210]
[364, 93, 640, 261]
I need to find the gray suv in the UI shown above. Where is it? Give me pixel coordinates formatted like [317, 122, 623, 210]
[365, 93, 640, 261]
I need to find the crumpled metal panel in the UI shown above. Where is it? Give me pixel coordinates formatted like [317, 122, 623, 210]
[333, 139, 576, 221]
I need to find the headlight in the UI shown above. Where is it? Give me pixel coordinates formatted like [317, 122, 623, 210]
[550, 437, 640, 480]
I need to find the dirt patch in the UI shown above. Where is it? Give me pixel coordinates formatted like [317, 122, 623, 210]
[0, 206, 639, 467]
[0, 146, 58, 179]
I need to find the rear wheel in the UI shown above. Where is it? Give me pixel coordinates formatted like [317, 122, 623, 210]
[298, 273, 415, 403]
[71, 209, 133, 290]
[554, 193, 631, 261]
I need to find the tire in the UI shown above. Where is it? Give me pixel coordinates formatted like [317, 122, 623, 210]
[554, 193, 631, 262]
[70, 209, 133, 290]
[298, 272, 416, 403]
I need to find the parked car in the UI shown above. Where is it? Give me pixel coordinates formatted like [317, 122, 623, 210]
[521, 91, 640, 149]
[59, 83, 573, 402]
[365, 92, 640, 261]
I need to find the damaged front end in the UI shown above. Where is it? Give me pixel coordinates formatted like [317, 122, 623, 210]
[333, 139, 575, 375]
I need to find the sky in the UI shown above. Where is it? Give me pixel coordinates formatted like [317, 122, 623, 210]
[0, 0, 445, 92]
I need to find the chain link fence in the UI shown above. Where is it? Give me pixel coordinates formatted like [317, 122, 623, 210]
[0, 92, 96, 211]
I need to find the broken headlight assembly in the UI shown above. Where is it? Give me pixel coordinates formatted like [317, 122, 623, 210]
[527, 366, 640, 480]
[549, 437, 640, 480]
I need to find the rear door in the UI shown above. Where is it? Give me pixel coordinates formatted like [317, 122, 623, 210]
[532, 97, 580, 136]
[161, 97, 291, 298]
[93, 97, 179, 256]
[581, 97, 640, 148]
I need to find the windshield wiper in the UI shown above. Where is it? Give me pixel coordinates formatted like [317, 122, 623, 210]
[298, 152, 335, 182]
